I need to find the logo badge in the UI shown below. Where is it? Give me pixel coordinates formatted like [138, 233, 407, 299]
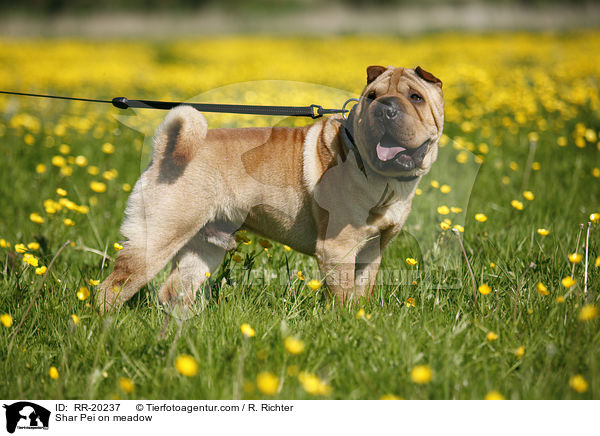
[3, 402, 50, 434]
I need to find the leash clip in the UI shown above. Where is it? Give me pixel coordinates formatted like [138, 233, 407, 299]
[309, 104, 323, 119]
[342, 98, 360, 120]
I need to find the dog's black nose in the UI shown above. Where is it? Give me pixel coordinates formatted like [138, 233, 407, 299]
[374, 97, 401, 121]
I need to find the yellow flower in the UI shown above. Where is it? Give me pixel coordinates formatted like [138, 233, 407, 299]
[240, 323, 256, 338]
[63, 218, 75, 227]
[590, 213, 600, 223]
[307, 279, 322, 291]
[405, 257, 418, 266]
[478, 284, 491, 295]
[58, 144, 70, 154]
[514, 345, 525, 358]
[578, 304, 598, 322]
[298, 372, 331, 396]
[356, 308, 365, 319]
[410, 365, 433, 384]
[487, 331, 498, 341]
[561, 276, 576, 288]
[450, 206, 463, 213]
[204, 272, 211, 278]
[415, 188, 422, 196]
[569, 375, 588, 393]
[74, 155, 88, 167]
[15, 243, 27, 253]
[175, 354, 199, 377]
[1, 313, 13, 328]
[27, 242, 40, 250]
[437, 205, 450, 215]
[536, 282, 549, 296]
[283, 244, 292, 251]
[509, 161, 519, 171]
[440, 184, 451, 194]
[48, 366, 59, 379]
[484, 390, 505, 400]
[22, 253, 39, 267]
[557, 136, 568, 146]
[475, 213, 487, 222]
[537, 228, 549, 236]
[456, 151, 468, 164]
[510, 200, 524, 210]
[71, 314, 80, 325]
[453, 224, 464, 232]
[405, 297, 415, 307]
[29, 212, 44, 224]
[35, 163, 46, 174]
[55, 188, 67, 197]
[297, 270, 305, 280]
[593, 168, 600, 178]
[490, 262, 496, 269]
[118, 377, 135, 393]
[51, 155, 66, 167]
[113, 242, 124, 251]
[102, 142, 115, 154]
[596, 257, 600, 267]
[88, 165, 99, 175]
[77, 286, 90, 301]
[439, 221, 451, 231]
[284, 337, 305, 355]
[380, 394, 402, 400]
[35, 266, 47, 275]
[90, 181, 107, 193]
[556, 296, 566, 303]
[522, 191, 535, 201]
[88, 279, 100, 286]
[256, 372, 279, 395]
[122, 183, 132, 192]
[568, 253, 582, 264]
[430, 180, 440, 188]
[531, 162, 541, 171]
[0, 239, 10, 248]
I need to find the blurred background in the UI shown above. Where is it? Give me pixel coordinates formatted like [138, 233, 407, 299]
[0, 0, 599, 36]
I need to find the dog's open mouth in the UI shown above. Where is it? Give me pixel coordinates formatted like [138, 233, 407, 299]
[375, 134, 431, 169]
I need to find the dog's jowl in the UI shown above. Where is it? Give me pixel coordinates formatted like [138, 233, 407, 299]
[97, 65, 444, 311]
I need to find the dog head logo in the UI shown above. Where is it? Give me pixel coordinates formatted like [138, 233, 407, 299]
[3, 402, 50, 434]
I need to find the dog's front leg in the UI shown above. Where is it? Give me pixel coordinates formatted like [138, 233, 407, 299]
[315, 228, 365, 303]
[354, 235, 382, 296]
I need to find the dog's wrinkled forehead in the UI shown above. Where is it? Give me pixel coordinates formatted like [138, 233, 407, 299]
[364, 65, 443, 95]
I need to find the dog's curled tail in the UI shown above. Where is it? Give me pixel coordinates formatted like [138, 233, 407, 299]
[153, 105, 208, 165]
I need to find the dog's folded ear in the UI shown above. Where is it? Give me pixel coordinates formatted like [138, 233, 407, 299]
[415, 66, 442, 88]
[366, 65, 387, 84]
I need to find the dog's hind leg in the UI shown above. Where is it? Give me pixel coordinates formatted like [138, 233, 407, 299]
[95, 177, 216, 313]
[157, 232, 227, 308]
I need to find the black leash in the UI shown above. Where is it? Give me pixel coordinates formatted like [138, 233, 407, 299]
[0, 90, 348, 119]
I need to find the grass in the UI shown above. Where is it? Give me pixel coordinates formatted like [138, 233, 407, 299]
[1, 34, 599, 400]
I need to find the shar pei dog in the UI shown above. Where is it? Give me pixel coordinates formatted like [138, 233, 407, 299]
[97, 65, 444, 311]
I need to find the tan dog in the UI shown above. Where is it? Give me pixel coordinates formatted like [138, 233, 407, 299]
[97, 65, 444, 311]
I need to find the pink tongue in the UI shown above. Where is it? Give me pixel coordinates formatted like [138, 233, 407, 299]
[376, 142, 406, 161]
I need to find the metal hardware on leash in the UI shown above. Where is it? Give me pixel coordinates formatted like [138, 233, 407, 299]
[341, 98, 360, 120]
[0, 90, 356, 119]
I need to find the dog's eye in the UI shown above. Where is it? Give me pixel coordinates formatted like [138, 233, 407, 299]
[367, 91, 377, 101]
[410, 92, 424, 102]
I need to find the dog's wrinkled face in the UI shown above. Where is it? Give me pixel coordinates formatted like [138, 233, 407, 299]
[352, 65, 444, 178]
